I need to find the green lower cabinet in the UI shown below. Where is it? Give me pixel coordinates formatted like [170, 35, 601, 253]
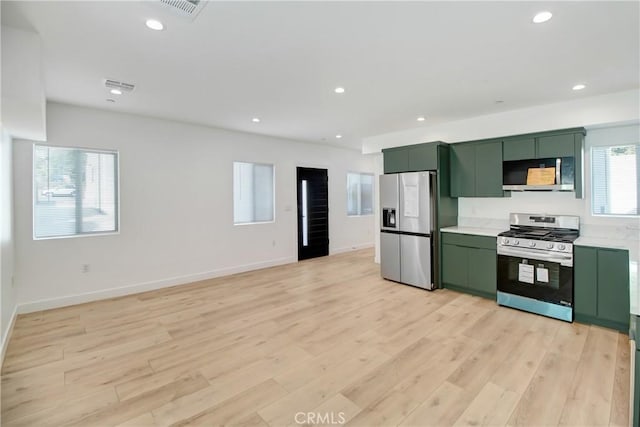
[574, 245, 630, 332]
[597, 249, 630, 326]
[468, 247, 497, 295]
[441, 233, 497, 299]
[442, 244, 467, 288]
[635, 346, 640, 427]
[574, 246, 598, 317]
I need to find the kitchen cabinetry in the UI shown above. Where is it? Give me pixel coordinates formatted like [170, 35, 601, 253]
[383, 147, 409, 174]
[442, 232, 497, 299]
[537, 133, 576, 158]
[407, 143, 438, 171]
[633, 316, 639, 427]
[502, 137, 535, 161]
[382, 142, 439, 173]
[450, 140, 505, 198]
[502, 129, 585, 198]
[574, 245, 630, 332]
[502, 131, 581, 160]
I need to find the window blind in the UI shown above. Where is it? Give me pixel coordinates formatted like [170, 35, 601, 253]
[34, 145, 119, 239]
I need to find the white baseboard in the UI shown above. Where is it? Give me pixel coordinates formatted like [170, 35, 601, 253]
[1, 304, 18, 366]
[17, 256, 297, 314]
[331, 243, 374, 255]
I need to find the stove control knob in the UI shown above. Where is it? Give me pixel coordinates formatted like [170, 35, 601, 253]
[529, 241, 536, 247]
[503, 238, 510, 245]
[513, 239, 519, 246]
[546, 243, 554, 249]
[558, 244, 566, 251]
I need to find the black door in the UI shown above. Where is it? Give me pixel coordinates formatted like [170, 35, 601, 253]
[297, 167, 329, 261]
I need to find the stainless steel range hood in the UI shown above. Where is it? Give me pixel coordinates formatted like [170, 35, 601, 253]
[503, 156, 576, 192]
[503, 183, 575, 191]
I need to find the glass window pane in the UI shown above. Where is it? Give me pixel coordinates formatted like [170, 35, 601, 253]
[347, 173, 359, 216]
[347, 172, 374, 216]
[302, 180, 308, 246]
[34, 145, 119, 239]
[360, 174, 374, 215]
[592, 145, 639, 216]
[233, 161, 274, 224]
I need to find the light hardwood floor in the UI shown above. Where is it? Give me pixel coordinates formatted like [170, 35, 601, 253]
[1, 249, 630, 426]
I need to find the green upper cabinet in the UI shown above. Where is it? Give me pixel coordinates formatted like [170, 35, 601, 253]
[383, 142, 441, 173]
[503, 138, 535, 161]
[384, 128, 584, 198]
[574, 246, 598, 317]
[382, 147, 409, 173]
[450, 143, 476, 197]
[574, 133, 584, 199]
[451, 140, 504, 198]
[502, 129, 585, 161]
[537, 134, 575, 158]
[475, 140, 504, 197]
[407, 143, 438, 171]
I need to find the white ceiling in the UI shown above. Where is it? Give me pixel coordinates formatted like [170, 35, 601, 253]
[2, 1, 639, 150]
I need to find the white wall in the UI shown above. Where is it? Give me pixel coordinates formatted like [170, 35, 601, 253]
[12, 102, 376, 312]
[1, 129, 16, 359]
[0, 25, 46, 141]
[362, 89, 640, 153]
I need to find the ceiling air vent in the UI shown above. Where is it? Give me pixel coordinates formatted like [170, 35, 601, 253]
[157, 0, 207, 19]
[104, 79, 135, 93]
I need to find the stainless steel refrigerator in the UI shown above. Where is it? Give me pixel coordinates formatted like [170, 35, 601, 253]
[380, 172, 435, 290]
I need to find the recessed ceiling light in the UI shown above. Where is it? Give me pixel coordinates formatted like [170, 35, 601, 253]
[145, 19, 164, 31]
[417, 117, 425, 122]
[110, 89, 122, 95]
[572, 84, 586, 91]
[533, 11, 552, 24]
[495, 100, 504, 104]
[334, 87, 345, 94]
[252, 117, 260, 123]
[335, 134, 342, 139]
[106, 99, 116, 103]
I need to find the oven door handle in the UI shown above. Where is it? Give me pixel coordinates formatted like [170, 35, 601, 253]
[497, 246, 573, 267]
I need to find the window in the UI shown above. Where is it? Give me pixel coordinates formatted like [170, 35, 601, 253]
[347, 172, 374, 216]
[591, 144, 639, 216]
[233, 162, 274, 224]
[34, 145, 119, 239]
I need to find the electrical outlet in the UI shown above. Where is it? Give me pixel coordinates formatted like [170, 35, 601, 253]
[272, 240, 276, 247]
[11, 275, 15, 287]
[82, 264, 90, 273]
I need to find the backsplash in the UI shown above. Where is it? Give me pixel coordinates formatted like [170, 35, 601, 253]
[458, 191, 640, 243]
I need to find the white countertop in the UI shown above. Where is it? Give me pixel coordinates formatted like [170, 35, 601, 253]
[575, 236, 638, 252]
[440, 226, 504, 238]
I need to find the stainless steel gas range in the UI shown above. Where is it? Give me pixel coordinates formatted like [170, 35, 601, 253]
[496, 213, 580, 322]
